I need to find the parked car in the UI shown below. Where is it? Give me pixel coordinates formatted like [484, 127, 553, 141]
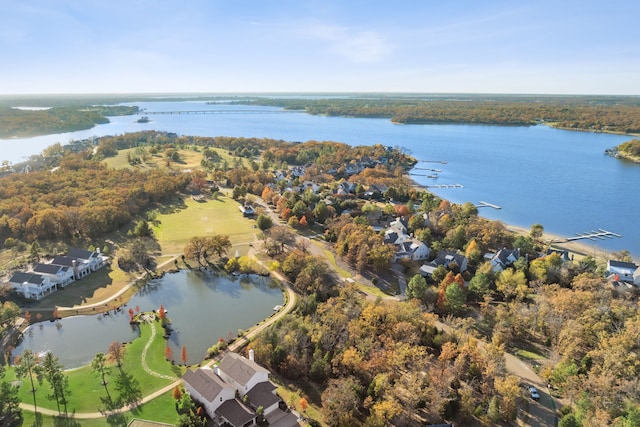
[529, 386, 540, 400]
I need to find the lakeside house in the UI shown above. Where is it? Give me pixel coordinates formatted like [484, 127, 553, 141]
[383, 217, 430, 263]
[485, 248, 521, 272]
[606, 259, 638, 284]
[5, 247, 108, 300]
[420, 250, 468, 278]
[182, 351, 298, 427]
[8, 272, 56, 300]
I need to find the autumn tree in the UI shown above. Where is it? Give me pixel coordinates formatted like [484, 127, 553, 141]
[165, 346, 174, 362]
[181, 345, 188, 365]
[107, 341, 126, 368]
[496, 268, 528, 301]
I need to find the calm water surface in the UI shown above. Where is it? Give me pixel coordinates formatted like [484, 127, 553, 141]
[13, 270, 283, 368]
[2, 100, 637, 256]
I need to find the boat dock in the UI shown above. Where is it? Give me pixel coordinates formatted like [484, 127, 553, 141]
[477, 201, 501, 209]
[419, 159, 448, 164]
[565, 229, 622, 242]
[426, 184, 464, 189]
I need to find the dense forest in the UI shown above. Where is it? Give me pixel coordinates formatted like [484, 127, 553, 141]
[0, 152, 190, 242]
[233, 96, 640, 134]
[0, 105, 138, 138]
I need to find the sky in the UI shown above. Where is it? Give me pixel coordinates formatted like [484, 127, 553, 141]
[1, 0, 639, 95]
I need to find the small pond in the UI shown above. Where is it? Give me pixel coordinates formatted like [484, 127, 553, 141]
[12, 270, 284, 368]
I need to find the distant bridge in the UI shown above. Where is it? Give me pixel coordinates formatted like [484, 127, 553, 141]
[141, 109, 305, 115]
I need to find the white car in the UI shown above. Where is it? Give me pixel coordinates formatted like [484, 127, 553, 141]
[529, 386, 540, 400]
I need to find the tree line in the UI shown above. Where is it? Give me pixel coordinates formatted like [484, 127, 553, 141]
[235, 96, 640, 134]
[0, 105, 138, 138]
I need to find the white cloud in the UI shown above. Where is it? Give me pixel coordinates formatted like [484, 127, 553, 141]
[303, 24, 391, 63]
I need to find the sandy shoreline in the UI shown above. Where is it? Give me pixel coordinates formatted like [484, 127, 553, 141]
[408, 174, 635, 264]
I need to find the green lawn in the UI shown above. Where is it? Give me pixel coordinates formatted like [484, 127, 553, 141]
[153, 195, 257, 255]
[20, 390, 180, 427]
[9, 317, 178, 415]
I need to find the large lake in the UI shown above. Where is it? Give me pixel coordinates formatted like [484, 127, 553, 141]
[2, 100, 637, 257]
[12, 271, 283, 368]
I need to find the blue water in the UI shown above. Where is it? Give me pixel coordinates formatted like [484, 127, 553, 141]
[12, 271, 283, 368]
[1, 100, 637, 257]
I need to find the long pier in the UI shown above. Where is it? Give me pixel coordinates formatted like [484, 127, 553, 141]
[426, 184, 464, 189]
[142, 110, 304, 115]
[477, 201, 501, 209]
[564, 229, 622, 242]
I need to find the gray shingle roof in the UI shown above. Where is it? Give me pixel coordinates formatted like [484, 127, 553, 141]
[10, 272, 45, 285]
[215, 399, 255, 427]
[245, 381, 280, 410]
[182, 368, 232, 402]
[33, 263, 64, 274]
[219, 353, 268, 387]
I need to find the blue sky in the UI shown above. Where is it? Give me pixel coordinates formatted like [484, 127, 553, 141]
[1, 0, 639, 95]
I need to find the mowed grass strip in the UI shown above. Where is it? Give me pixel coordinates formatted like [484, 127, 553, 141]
[20, 390, 180, 427]
[154, 195, 257, 255]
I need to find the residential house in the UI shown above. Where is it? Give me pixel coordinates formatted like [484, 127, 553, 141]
[66, 247, 108, 271]
[394, 239, 431, 262]
[182, 351, 298, 427]
[486, 248, 521, 272]
[182, 368, 238, 421]
[634, 267, 640, 286]
[606, 260, 638, 283]
[420, 250, 468, 277]
[8, 272, 56, 300]
[32, 263, 75, 287]
[238, 204, 255, 217]
[51, 256, 92, 280]
[218, 352, 269, 395]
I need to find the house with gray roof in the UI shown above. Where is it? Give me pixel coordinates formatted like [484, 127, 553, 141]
[32, 263, 75, 287]
[486, 248, 520, 272]
[8, 272, 56, 300]
[66, 247, 108, 271]
[420, 250, 468, 277]
[51, 256, 92, 280]
[606, 260, 638, 283]
[182, 351, 298, 427]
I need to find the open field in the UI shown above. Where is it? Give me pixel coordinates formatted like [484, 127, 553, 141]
[153, 195, 257, 255]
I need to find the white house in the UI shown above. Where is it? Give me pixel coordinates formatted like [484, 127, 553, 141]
[606, 260, 638, 283]
[8, 272, 56, 300]
[420, 250, 468, 277]
[217, 352, 270, 395]
[486, 248, 520, 272]
[66, 247, 108, 271]
[32, 263, 75, 287]
[51, 256, 92, 280]
[182, 352, 297, 427]
[182, 367, 237, 419]
[394, 239, 431, 262]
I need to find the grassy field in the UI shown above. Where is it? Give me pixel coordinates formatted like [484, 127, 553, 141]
[8, 316, 178, 415]
[20, 390, 180, 427]
[153, 195, 257, 255]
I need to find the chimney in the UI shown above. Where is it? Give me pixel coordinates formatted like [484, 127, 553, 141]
[215, 366, 221, 376]
[249, 349, 254, 361]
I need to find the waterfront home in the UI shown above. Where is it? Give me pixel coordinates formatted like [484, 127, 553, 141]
[8, 272, 56, 300]
[606, 260, 638, 283]
[51, 256, 92, 280]
[420, 250, 468, 277]
[485, 248, 521, 272]
[66, 247, 108, 271]
[182, 351, 297, 427]
[32, 263, 75, 287]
